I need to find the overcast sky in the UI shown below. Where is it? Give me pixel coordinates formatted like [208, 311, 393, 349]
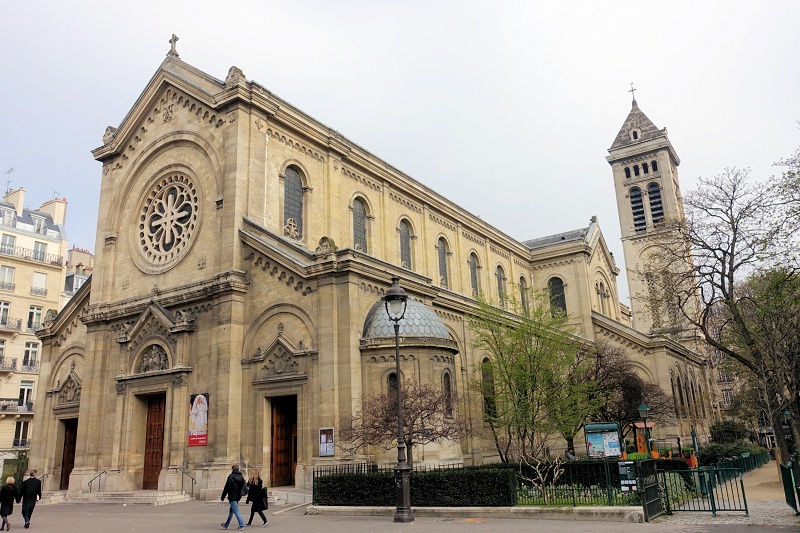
[2, 1, 799, 304]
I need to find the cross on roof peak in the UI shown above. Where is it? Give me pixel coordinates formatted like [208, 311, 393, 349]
[629, 82, 637, 106]
[168, 34, 180, 58]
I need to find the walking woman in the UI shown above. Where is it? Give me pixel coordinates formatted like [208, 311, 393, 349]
[245, 469, 268, 527]
[0, 477, 17, 531]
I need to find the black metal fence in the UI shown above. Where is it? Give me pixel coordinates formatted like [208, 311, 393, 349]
[660, 467, 748, 516]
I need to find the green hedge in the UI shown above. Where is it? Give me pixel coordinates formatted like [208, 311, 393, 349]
[314, 466, 518, 506]
[698, 441, 765, 464]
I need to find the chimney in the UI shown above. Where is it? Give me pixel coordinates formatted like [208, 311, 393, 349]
[38, 197, 68, 226]
[3, 188, 25, 216]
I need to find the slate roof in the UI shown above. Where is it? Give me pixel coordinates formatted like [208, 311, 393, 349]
[362, 297, 451, 341]
[609, 100, 666, 151]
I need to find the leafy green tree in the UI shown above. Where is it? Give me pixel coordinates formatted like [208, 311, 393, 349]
[468, 288, 600, 462]
[710, 420, 749, 444]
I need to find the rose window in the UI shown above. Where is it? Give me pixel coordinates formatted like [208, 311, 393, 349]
[139, 174, 199, 268]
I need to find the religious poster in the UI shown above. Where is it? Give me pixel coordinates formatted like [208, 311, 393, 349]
[189, 393, 209, 446]
[319, 428, 334, 457]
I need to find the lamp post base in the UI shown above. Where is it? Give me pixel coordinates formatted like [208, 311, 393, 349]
[394, 462, 414, 523]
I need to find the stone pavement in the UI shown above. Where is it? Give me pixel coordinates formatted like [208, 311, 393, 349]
[655, 460, 800, 527]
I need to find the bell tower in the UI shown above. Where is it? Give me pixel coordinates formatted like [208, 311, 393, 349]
[606, 90, 685, 334]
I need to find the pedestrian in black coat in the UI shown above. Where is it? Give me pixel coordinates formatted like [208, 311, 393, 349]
[0, 477, 18, 531]
[17, 471, 41, 528]
[245, 469, 268, 527]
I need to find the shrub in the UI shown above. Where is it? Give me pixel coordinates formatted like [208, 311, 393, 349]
[710, 421, 748, 444]
[698, 440, 764, 464]
[313, 466, 518, 506]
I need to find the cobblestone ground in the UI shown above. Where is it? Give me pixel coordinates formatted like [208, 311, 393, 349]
[655, 499, 800, 526]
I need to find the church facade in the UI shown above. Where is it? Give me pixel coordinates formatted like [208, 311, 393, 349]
[31, 44, 714, 499]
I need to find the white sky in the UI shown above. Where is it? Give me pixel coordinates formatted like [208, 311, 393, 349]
[2, 1, 799, 304]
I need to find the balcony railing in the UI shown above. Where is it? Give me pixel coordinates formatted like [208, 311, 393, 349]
[0, 317, 21, 331]
[20, 361, 38, 372]
[0, 399, 34, 413]
[0, 245, 63, 266]
[0, 282, 14, 292]
[26, 321, 41, 333]
[0, 358, 17, 371]
[12, 439, 29, 447]
[30, 287, 47, 297]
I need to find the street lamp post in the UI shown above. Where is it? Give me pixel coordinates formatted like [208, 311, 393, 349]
[638, 403, 651, 455]
[383, 276, 413, 523]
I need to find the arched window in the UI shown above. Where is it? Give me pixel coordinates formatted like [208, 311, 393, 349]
[676, 375, 686, 413]
[632, 131, 639, 140]
[633, 165, 641, 177]
[548, 277, 566, 315]
[481, 358, 496, 419]
[399, 220, 412, 269]
[648, 183, 664, 223]
[437, 237, 449, 288]
[519, 276, 529, 314]
[630, 187, 646, 231]
[283, 166, 304, 239]
[643, 162, 649, 174]
[624, 167, 631, 179]
[468, 253, 480, 296]
[388, 372, 398, 395]
[443, 371, 453, 417]
[651, 160, 658, 172]
[670, 373, 680, 417]
[496, 266, 506, 308]
[353, 198, 368, 252]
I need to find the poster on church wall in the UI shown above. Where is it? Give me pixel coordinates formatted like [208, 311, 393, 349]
[189, 393, 209, 446]
[319, 428, 334, 457]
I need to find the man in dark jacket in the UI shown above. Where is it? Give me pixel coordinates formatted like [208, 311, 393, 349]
[18, 470, 41, 529]
[219, 464, 245, 530]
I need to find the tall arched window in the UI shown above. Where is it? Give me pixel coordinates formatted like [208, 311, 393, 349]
[283, 166, 304, 239]
[443, 371, 453, 417]
[399, 220, 412, 269]
[643, 162, 650, 174]
[519, 276, 529, 314]
[388, 372, 398, 395]
[468, 253, 480, 296]
[624, 167, 631, 179]
[481, 358, 496, 419]
[353, 198, 368, 252]
[633, 165, 641, 176]
[595, 280, 608, 314]
[648, 183, 664, 223]
[651, 160, 658, 172]
[548, 277, 566, 315]
[630, 187, 646, 231]
[437, 237, 449, 288]
[496, 266, 506, 308]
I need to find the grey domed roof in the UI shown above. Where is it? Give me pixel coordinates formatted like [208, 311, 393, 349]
[362, 298, 451, 341]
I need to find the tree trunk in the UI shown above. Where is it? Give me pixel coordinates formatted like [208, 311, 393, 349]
[771, 410, 792, 465]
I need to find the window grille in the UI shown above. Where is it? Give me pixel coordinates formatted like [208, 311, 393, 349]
[630, 187, 646, 231]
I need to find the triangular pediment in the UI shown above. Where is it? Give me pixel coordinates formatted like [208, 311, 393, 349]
[53, 370, 82, 406]
[36, 276, 91, 348]
[117, 301, 195, 350]
[91, 56, 226, 162]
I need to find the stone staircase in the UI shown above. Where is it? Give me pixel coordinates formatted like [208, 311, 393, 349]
[59, 490, 193, 505]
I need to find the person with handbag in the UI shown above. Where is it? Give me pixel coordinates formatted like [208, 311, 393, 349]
[245, 469, 268, 527]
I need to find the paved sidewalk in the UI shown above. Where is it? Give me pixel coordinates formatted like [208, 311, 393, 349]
[655, 461, 800, 526]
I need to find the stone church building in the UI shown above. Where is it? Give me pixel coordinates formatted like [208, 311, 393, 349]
[31, 43, 713, 499]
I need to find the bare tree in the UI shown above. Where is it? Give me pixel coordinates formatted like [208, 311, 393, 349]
[642, 168, 798, 462]
[339, 380, 471, 465]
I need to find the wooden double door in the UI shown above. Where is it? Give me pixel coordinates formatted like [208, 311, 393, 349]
[60, 418, 78, 490]
[270, 396, 297, 487]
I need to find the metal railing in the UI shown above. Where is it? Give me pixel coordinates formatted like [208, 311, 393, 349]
[0, 283, 14, 292]
[178, 468, 196, 500]
[26, 322, 40, 333]
[30, 287, 46, 297]
[0, 399, 33, 412]
[20, 361, 38, 372]
[88, 470, 107, 493]
[0, 358, 17, 371]
[660, 466, 748, 516]
[0, 245, 63, 266]
[12, 439, 29, 447]
[0, 317, 22, 331]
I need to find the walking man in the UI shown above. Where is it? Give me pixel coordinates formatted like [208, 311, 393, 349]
[19, 470, 41, 529]
[220, 464, 246, 530]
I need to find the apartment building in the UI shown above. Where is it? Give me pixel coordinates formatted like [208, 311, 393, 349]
[0, 187, 67, 461]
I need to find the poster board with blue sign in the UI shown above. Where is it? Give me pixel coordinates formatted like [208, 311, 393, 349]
[584, 422, 621, 458]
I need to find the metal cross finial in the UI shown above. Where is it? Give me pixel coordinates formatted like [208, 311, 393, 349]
[629, 82, 637, 103]
[168, 34, 180, 58]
